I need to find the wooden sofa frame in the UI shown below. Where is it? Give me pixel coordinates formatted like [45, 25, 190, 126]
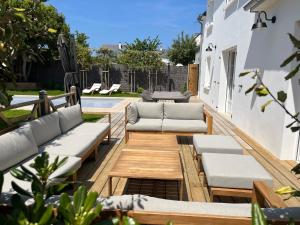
[97, 181, 290, 225]
[124, 103, 213, 143]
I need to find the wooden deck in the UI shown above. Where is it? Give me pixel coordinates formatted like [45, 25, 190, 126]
[77, 103, 300, 207]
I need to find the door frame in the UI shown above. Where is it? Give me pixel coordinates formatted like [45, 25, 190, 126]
[224, 47, 237, 117]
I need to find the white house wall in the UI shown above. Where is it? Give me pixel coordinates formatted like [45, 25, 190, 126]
[199, 0, 300, 160]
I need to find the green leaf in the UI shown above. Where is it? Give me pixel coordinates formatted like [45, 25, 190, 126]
[245, 83, 257, 95]
[291, 126, 300, 132]
[291, 163, 300, 175]
[83, 191, 99, 212]
[38, 206, 53, 225]
[239, 71, 252, 77]
[280, 52, 298, 68]
[261, 100, 273, 112]
[285, 64, 300, 80]
[74, 185, 87, 213]
[10, 168, 32, 181]
[11, 181, 33, 198]
[255, 86, 269, 96]
[252, 203, 267, 225]
[11, 194, 28, 216]
[277, 91, 287, 103]
[13, 8, 26, 12]
[288, 33, 300, 48]
[14, 13, 26, 22]
[47, 28, 57, 33]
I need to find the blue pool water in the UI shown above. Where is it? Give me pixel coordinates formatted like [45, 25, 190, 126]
[12, 96, 122, 108]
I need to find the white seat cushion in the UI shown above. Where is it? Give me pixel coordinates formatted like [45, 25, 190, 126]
[29, 112, 61, 146]
[164, 103, 204, 120]
[202, 153, 273, 189]
[39, 131, 98, 158]
[193, 135, 243, 155]
[67, 122, 110, 139]
[0, 124, 38, 171]
[135, 102, 163, 119]
[162, 119, 207, 133]
[126, 118, 162, 131]
[58, 104, 83, 133]
[132, 195, 251, 217]
[2, 154, 81, 195]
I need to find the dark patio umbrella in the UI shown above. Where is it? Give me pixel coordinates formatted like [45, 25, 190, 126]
[57, 33, 81, 104]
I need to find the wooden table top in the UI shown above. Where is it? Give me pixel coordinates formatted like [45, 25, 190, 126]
[126, 133, 180, 151]
[109, 149, 183, 180]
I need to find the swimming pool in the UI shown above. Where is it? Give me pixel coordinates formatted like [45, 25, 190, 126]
[11, 96, 123, 108]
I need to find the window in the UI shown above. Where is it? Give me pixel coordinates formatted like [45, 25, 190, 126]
[204, 57, 213, 89]
[206, 0, 214, 24]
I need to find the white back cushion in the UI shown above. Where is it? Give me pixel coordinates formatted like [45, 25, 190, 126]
[58, 104, 83, 133]
[164, 103, 204, 120]
[29, 112, 61, 146]
[135, 102, 163, 119]
[0, 124, 38, 171]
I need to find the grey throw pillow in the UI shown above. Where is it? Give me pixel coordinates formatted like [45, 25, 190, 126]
[127, 104, 138, 124]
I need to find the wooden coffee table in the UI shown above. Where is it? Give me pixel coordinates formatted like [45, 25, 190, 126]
[108, 148, 184, 200]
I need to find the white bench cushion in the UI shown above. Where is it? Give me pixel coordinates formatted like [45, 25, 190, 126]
[29, 112, 61, 146]
[202, 153, 273, 189]
[162, 119, 207, 133]
[67, 122, 110, 139]
[164, 103, 204, 120]
[2, 154, 81, 194]
[126, 118, 162, 131]
[58, 104, 83, 133]
[0, 124, 38, 171]
[193, 135, 243, 155]
[135, 102, 163, 119]
[39, 131, 98, 158]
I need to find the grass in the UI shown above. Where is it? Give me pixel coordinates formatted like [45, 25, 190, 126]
[0, 110, 105, 131]
[8, 90, 140, 98]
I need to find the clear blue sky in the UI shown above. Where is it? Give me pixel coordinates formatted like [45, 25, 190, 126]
[48, 0, 207, 49]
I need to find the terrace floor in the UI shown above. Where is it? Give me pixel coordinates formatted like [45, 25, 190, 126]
[77, 98, 300, 207]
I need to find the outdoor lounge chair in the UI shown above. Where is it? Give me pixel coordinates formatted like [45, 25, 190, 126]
[99, 84, 121, 95]
[82, 83, 101, 94]
[174, 91, 192, 103]
[140, 90, 157, 102]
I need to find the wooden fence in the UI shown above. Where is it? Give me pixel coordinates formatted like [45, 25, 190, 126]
[0, 86, 78, 135]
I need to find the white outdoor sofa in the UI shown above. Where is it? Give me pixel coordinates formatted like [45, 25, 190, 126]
[0, 104, 111, 199]
[44, 181, 299, 225]
[125, 102, 213, 142]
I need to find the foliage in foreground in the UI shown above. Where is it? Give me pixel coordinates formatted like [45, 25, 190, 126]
[168, 32, 199, 66]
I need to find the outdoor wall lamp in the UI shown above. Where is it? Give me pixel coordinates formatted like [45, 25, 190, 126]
[251, 11, 276, 31]
[206, 43, 216, 52]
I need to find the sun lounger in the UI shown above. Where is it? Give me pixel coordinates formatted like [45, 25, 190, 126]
[82, 83, 101, 94]
[201, 153, 273, 201]
[99, 84, 121, 95]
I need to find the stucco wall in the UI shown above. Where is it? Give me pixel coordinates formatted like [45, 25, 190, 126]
[199, 0, 300, 160]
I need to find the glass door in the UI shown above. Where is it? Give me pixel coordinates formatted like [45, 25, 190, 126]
[225, 50, 237, 116]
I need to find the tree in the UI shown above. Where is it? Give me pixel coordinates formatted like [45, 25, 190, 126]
[0, 0, 66, 106]
[75, 31, 92, 70]
[168, 31, 199, 66]
[126, 36, 161, 51]
[118, 36, 163, 92]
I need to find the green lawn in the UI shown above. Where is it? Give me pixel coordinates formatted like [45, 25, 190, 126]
[8, 90, 140, 98]
[0, 110, 104, 131]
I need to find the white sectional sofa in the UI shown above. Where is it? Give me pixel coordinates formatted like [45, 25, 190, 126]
[125, 102, 213, 142]
[0, 104, 110, 199]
